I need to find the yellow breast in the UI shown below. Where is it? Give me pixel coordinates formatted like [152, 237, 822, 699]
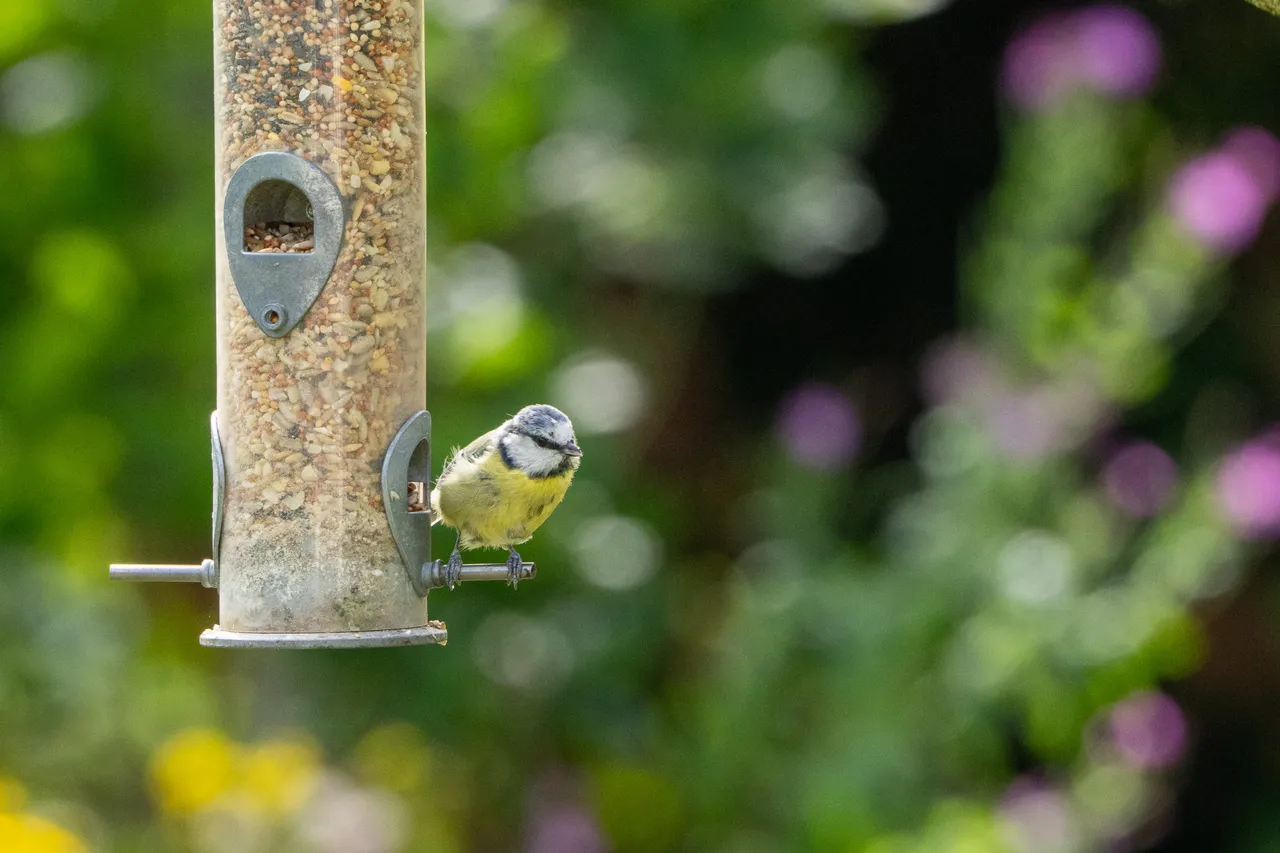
[435, 450, 574, 550]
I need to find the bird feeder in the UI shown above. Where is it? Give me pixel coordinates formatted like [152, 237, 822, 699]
[109, 0, 532, 649]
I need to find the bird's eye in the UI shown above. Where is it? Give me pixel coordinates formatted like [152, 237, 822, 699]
[532, 435, 551, 448]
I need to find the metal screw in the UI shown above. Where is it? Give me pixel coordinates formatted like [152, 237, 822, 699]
[261, 303, 287, 331]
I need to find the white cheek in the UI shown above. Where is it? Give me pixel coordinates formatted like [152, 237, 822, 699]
[532, 451, 565, 476]
[504, 437, 563, 476]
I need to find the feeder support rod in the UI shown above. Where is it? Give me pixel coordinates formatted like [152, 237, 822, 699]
[109, 560, 218, 589]
[422, 561, 536, 589]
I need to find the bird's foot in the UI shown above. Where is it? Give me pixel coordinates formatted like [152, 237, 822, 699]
[506, 548, 524, 589]
[444, 547, 464, 590]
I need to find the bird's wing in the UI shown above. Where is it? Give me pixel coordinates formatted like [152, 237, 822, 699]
[438, 428, 500, 482]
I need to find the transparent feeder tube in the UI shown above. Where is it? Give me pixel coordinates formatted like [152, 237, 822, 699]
[214, 0, 427, 633]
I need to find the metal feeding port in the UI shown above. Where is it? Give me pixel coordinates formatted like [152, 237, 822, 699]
[108, 0, 534, 649]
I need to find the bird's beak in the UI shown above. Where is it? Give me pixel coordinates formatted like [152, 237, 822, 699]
[563, 441, 583, 457]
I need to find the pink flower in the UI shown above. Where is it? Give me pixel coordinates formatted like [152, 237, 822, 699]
[1109, 691, 1187, 769]
[1002, 15, 1078, 111]
[526, 805, 606, 853]
[1102, 441, 1178, 517]
[1167, 152, 1270, 253]
[1073, 5, 1162, 98]
[1216, 439, 1280, 538]
[523, 770, 607, 853]
[1001, 4, 1161, 110]
[776, 383, 860, 471]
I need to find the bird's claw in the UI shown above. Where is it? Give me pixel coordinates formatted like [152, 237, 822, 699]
[506, 549, 524, 589]
[444, 548, 464, 590]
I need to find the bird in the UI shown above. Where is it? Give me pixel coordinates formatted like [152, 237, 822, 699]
[430, 404, 582, 588]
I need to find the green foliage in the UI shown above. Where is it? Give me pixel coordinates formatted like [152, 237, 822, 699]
[1244, 0, 1280, 17]
[0, 0, 1275, 851]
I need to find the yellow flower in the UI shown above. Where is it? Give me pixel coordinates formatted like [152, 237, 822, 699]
[150, 728, 238, 815]
[241, 736, 321, 815]
[0, 777, 28, 812]
[0, 813, 86, 853]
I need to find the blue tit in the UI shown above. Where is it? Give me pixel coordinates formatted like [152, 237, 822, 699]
[430, 404, 582, 588]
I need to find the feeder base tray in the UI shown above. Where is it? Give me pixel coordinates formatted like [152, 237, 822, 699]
[199, 623, 448, 649]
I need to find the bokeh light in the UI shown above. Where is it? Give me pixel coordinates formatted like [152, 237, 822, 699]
[985, 390, 1066, 460]
[241, 737, 321, 815]
[473, 612, 575, 692]
[572, 514, 661, 591]
[525, 802, 606, 853]
[1002, 15, 1076, 111]
[549, 351, 647, 436]
[776, 383, 860, 471]
[1167, 150, 1270, 253]
[0, 50, 97, 135]
[433, 243, 532, 382]
[149, 729, 239, 815]
[761, 44, 840, 121]
[1216, 438, 1280, 538]
[1222, 126, 1280, 199]
[756, 165, 886, 276]
[919, 338, 1000, 407]
[998, 530, 1076, 605]
[1001, 4, 1160, 110]
[983, 380, 1103, 460]
[1073, 5, 1162, 97]
[295, 773, 409, 853]
[0, 812, 87, 853]
[431, 0, 507, 30]
[1108, 691, 1188, 769]
[1103, 441, 1178, 518]
[1072, 762, 1147, 839]
[823, 0, 953, 22]
[1000, 778, 1077, 853]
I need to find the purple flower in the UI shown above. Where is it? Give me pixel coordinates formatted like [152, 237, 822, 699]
[1001, 5, 1161, 110]
[1109, 691, 1187, 769]
[1222, 126, 1280, 200]
[1002, 15, 1078, 110]
[1073, 5, 1162, 98]
[776, 383, 860, 471]
[524, 769, 608, 853]
[1103, 441, 1178, 517]
[526, 804, 607, 853]
[1216, 439, 1280, 538]
[1167, 152, 1270, 253]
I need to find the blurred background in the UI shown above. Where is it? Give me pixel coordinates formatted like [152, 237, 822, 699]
[3, 0, 1280, 850]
